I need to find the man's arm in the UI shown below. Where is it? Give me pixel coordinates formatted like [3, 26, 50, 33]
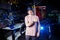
[37, 16, 40, 37]
[25, 16, 34, 27]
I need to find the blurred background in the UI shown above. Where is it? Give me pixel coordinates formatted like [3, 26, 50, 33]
[0, 0, 60, 40]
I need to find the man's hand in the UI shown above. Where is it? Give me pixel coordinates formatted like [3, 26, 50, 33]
[33, 18, 38, 22]
[37, 32, 40, 37]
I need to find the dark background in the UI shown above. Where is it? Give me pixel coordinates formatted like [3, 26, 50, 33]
[0, 0, 60, 40]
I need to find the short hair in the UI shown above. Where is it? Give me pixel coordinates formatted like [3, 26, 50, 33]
[27, 7, 33, 11]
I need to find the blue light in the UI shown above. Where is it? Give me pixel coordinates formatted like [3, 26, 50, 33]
[40, 27, 44, 30]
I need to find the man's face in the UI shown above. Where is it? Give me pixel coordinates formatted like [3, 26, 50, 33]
[28, 10, 33, 15]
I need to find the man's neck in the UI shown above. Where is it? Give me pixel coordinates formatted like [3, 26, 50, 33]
[28, 15, 34, 16]
[29, 15, 32, 16]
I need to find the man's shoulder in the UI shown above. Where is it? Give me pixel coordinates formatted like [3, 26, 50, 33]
[25, 15, 29, 18]
[34, 15, 39, 18]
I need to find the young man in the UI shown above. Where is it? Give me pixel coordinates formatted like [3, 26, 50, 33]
[25, 9, 40, 40]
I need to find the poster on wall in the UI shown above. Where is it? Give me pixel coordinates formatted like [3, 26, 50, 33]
[35, 6, 46, 20]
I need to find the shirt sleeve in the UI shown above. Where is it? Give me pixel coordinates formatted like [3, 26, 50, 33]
[25, 16, 28, 27]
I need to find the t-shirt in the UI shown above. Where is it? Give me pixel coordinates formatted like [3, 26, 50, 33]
[25, 15, 40, 36]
